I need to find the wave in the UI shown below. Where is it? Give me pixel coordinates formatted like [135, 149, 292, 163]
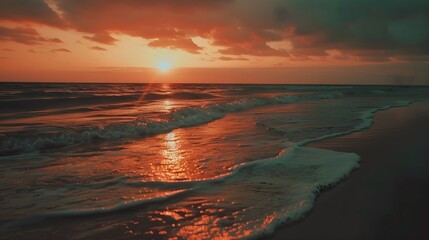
[44, 189, 190, 217]
[0, 91, 217, 113]
[0, 100, 412, 235]
[0, 95, 140, 112]
[298, 100, 412, 146]
[4, 145, 358, 238]
[232, 146, 360, 240]
[0, 91, 343, 156]
[0, 189, 191, 230]
[142, 91, 217, 100]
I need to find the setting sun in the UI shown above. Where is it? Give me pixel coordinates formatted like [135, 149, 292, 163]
[157, 61, 171, 73]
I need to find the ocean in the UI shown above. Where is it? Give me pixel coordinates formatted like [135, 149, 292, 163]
[1, 83, 428, 239]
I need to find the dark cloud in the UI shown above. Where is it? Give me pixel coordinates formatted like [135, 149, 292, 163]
[90, 46, 107, 51]
[270, 0, 429, 57]
[358, 56, 391, 63]
[0, 0, 64, 27]
[393, 55, 429, 62]
[83, 32, 117, 45]
[51, 48, 70, 53]
[0, 26, 62, 45]
[50, 0, 233, 54]
[55, 0, 233, 33]
[218, 41, 290, 57]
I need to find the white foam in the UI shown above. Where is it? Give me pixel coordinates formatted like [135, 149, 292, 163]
[168, 146, 360, 239]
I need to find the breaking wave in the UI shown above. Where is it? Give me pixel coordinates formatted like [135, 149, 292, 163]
[0, 92, 343, 156]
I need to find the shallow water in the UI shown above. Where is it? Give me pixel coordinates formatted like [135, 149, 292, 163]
[1, 83, 428, 239]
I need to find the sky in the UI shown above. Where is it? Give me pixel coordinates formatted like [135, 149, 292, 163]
[0, 0, 428, 84]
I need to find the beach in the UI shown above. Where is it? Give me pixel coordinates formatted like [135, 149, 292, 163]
[270, 101, 429, 240]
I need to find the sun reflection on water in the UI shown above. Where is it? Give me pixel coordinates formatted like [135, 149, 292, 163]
[162, 132, 182, 163]
[159, 131, 189, 181]
[162, 99, 173, 111]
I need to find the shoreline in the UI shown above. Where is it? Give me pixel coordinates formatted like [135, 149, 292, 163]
[269, 101, 429, 240]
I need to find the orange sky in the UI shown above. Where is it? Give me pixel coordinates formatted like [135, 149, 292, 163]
[0, 0, 428, 84]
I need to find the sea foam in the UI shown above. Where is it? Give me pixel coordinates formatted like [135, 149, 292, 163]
[194, 146, 360, 240]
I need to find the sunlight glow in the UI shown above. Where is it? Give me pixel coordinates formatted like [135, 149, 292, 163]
[157, 61, 171, 73]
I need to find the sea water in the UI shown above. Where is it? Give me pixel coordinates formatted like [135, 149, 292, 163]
[0, 83, 428, 239]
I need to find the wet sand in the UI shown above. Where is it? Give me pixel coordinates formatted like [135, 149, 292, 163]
[270, 101, 429, 240]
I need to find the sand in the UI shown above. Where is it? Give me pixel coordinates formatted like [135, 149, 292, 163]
[269, 101, 429, 240]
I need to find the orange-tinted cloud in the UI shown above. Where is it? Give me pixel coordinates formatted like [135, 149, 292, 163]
[83, 32, 117, 45]
[0, 26, 62, 45]
[148, 38, 202, 54]
[53, 0, 232, 52]
[218, 56, 249, 61]
[1, 0, 428, 63]
[90, 46, 107, 51]
[51, 48, 70, 53]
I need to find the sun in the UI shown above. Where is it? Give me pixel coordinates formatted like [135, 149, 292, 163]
[156, 61, 171, 73]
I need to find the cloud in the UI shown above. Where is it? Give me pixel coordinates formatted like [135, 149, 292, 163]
[60, 0, 429, 59]
[51, 0, 232, 55]
[148, 38, 202, 54]
[90, 46, 107, 51]
[218, 42, 290, 57]
[51, 48, 70, 53]
[1, 0, 429, 61]
[268, 0, 429, 58]
[55, 0, 232, 33]
[392, 55, 429, 62]
[0, 0, 64, 27]
[0, 26, 62, 45]
[218, 56, 249, 61]
[83, 32, 117, 45]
